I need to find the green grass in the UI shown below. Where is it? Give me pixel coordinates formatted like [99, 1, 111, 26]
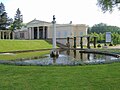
[0, 63, 120, 90]
[0, 40, 52, 52]
[0, 40, 120, 89]
[0, 50, 50, 60]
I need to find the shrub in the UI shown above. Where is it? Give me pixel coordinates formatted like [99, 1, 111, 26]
[97, 44, 101, 48]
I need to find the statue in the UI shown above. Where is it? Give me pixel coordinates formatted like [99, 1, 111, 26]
[53, 15, 55, 21]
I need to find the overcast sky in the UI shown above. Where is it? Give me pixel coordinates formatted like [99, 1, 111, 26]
[1, 0, 120, 27]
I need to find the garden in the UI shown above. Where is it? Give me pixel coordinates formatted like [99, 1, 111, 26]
[0, 40, 120, 90]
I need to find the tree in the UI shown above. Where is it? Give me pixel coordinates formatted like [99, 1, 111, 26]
[13, 8, 23, 30]
[0, 2, 5, 15]
[0, 2, 8, 29]
[97, 0, 120, 12]
[90, 23, 120, 34]
[90, 23, 107, 33]
[0, 2, 12, 30]
[112, 32, 120, 45]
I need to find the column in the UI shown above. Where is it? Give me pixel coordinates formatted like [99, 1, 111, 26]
[31, 27, 33, 39]
[43, 26, 45, 39]
[37, 27, 39, 39]
[2, 31, 4, 39]
[87, 36, 90, 49]
[80, 37, 83, 49]
[29, 27, 32, 39]
[28, 28, 30, 39]
[29, 28, 32, 40]
[8, 32, 11, 39]
[31, 27, 34, 39]
[12, 32, 15, 39]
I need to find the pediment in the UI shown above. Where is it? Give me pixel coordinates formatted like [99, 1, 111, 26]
[30, 20, 40, 24]
[27, 19, 51, 27]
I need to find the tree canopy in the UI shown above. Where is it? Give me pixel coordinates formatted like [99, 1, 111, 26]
[0, 2, 13, 30]
[0, 2, 23, 30]
[88, 23, 120, 45]
[88, 23, 120, 34]
[12, 8, 23, 30]
[97, 0, 120, 12]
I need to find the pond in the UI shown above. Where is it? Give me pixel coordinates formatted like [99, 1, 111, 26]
[0, 50, 119, 66]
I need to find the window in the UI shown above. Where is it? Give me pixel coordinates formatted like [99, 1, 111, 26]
[80, 32, 83, 36]
[57, 32, 61, 38]
[20, 32, 24, 39]
[64, 31, 67, 38]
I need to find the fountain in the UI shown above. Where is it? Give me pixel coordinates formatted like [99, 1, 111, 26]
[50, 15, 59, 57]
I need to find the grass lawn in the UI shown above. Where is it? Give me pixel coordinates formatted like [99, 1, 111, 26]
[0, 40, 52, 52]
[0, 40, 120, 89]
[0, 40, 52, 60]
[0, 50, 50, 60]
[0, 63, 120, 90]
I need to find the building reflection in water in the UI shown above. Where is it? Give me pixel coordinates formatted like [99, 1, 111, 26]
[64, 50, 88, 61]
[66, 50, 70, 55]
[80, 53, 83, 61]
[62, 50, 114, 62]
[87, 53, 90, 61]
[73, 50, 76, 58]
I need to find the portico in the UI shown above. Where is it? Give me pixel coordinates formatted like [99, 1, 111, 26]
[28, 26, 48, 39]
[26, 19, 51, 40]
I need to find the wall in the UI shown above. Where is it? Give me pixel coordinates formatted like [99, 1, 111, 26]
[48, 24, 88, 47]
[73, 24, 88, 46]
[48, 24, 73, 38]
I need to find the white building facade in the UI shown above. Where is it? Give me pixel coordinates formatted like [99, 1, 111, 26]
[15, 19, 88, 47]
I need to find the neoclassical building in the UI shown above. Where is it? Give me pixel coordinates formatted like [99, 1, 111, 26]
[14, 19, 88, 47]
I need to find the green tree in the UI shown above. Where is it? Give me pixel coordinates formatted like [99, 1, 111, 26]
[90, 23, 120, 34]
[90, 23, 107, 33]
[97, 0, 120, 12]
[0, 2, 12, 30]
[112, 32, 120, 45]
[13, 8, 23, 30]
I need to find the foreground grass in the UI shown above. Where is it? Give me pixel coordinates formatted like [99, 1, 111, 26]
[0, 40, 52, 52]
[0, 63, 120, 90]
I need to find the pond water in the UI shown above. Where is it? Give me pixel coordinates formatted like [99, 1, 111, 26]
[0, 50, 119, 66]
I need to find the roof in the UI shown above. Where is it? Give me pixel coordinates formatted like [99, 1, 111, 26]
[26, 19, 51, 27]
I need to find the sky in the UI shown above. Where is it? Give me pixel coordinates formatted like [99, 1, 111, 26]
[1, 0, 120, 27]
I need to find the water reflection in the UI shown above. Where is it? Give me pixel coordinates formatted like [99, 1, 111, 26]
[0, 50, 119, 66]
[87, 53, 90, 60]
[80, 53, 83, 61]
[73, 50, 76, 58]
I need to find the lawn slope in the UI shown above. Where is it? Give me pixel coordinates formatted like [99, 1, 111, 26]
[0, 40, 52, 52]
